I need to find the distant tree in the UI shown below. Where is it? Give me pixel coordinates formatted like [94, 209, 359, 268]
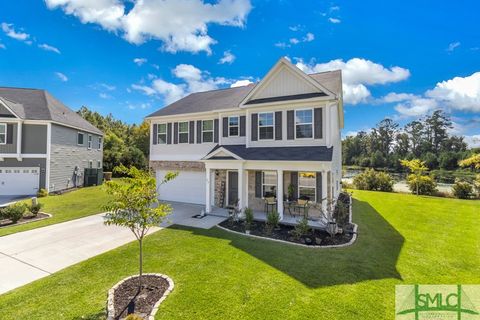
[400, 159, 429, 195]
[375, 118, 399, 157]
[439, 151, 461, 170]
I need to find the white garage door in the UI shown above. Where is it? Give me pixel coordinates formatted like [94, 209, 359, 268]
[156, 170, 206, 205]
[0, 167, 40, 196]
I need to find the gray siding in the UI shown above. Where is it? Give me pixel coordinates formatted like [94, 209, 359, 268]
[22, 124, 47, 154]
[0, 157, 47, 189]
[49, 124, 103, 192]
[0, 123, 17, 154]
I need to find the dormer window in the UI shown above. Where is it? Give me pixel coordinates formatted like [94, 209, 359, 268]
[228, 116, 239, 137]
[258, 112, 274, 140]
[178, 121, 189, 143]
[295, 109, 313, 139]
[202, 120, 214, 142]
[0, 124, 6, 144]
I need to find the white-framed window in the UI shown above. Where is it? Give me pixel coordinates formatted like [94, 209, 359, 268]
[202, 120, 214, 142]
[0, 123, 6, 144]
[178, 121, 189, 143]
[97, 137, 102, 150]
[298, 171, 316, 202]
[262, 171, 277, 198]
[228, 116, 239, 137]
[89, 160, 93, 169]
[77, 132, 84, 145]
[88, 134, 92, 149]
[258, 112, 274, 140]
[295, 109, 313, 139]
[97, 160, 102, 168]
[157, 123, 167, 144]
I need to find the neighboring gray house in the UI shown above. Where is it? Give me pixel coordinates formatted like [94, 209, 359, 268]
[0, 87, 103, 195]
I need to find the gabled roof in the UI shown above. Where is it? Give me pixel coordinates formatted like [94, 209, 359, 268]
[146, 58, 342, 119]
[0, 87, 103, 135]
[203, 144, 333, 162]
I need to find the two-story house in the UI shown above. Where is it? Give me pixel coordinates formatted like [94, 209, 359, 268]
[147, 58, 343, 221]
[0, 87, 103, 196]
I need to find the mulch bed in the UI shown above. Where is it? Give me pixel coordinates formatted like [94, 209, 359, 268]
[219, 219, 355, 246]
[113, 275, 169, 320]
[0, 212, 50, 228]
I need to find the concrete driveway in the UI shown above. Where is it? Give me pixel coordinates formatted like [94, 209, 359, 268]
[0, 213, 159, 294]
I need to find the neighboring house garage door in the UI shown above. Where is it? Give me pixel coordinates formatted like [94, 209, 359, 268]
[0, 167, 40, 195]
[156, 170, 206, 205]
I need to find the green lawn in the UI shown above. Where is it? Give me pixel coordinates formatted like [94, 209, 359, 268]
[0, 186, 109, 237]
[0, 190, 478, 319]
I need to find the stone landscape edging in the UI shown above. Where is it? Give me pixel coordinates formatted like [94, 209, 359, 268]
[216, 194, 357, 249]
[107, 273, 175, 320]
[0, 212, 52, 229]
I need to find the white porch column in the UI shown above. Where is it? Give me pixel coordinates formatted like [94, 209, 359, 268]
[238, 166, 244, 212]
[205, 167, 211, 213]
[16, 121, 22, 160]
[322, 170, 328, 214]
[277, 169, 284, 220]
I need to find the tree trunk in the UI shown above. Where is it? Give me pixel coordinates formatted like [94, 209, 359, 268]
[139, 238, 143, 289]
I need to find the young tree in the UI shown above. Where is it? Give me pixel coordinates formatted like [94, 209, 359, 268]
[103, 165, 178, 288]
[400, 159, 428, 195]
[459, 153, 480, 169]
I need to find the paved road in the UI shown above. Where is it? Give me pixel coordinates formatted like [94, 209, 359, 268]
[0, 213, 159, 294]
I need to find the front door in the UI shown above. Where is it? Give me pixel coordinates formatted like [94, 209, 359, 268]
[227, 171, 238, 206]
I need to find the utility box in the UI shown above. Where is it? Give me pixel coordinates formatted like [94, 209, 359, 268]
[84, 168, 104, 187]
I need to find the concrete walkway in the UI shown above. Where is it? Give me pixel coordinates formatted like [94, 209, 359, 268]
[0, 213, 159, 295]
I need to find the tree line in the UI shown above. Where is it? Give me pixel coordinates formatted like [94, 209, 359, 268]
[342, 110, 475, 171]
[77, 106, 149, 172]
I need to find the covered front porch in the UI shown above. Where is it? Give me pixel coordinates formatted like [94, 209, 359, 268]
[204, 160, 338, 226]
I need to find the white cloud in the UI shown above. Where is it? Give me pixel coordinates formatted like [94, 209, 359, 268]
[127, 102, 151, 110]
[447, 41, 461, 52]
[0, 42, 5, 49]
[464, 135, 480, 148]
[38, 43, 61, 54]
[274, 42, 288, 49]
[295, 57, 410, 104]
[99, 83, 116, 91]
[230, 79, 253, 87]
[133, 58, 147, 66]
[1, 22, 30, 41]
[426, 72, 480, 113]
[330, 5, 340, 11]
[328, 17, 341, 24]
[379, 92, 419, 103]
[131, 84, 157, 96]
[289, 38, 300, 45]
[288, 24, 303, 32]
[277, 32, 315, 48]
[219, 50, 235, 64]
[394, 97, 438, 117]
[303, 32, 314, 42]
[55, 72, 68, 82]
[45, 0, 252, 54]
[99, 92, 112, 99]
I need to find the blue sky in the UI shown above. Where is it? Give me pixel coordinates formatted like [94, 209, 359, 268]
[0, 0, 479, 146]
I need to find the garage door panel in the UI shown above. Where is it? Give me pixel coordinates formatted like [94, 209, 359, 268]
[0, 167, 40, 196]
[157, 170, 206, 205]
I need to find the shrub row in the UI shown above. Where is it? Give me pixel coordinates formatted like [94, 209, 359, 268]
[353, 168, 394, 192]
[0, 202, 44, 224]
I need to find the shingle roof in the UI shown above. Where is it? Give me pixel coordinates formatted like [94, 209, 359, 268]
[205, 144, 333, 162]
[147, 70, 342, 118]
[0, 87, 103, 135]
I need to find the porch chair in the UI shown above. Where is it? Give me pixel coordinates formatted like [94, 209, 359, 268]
[264, 197, 277, 213]
[293, 199, 310, 218]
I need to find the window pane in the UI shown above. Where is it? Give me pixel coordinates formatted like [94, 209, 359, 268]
[0, 135, 4, 144]
[203, 131, 213, 142]
[179, 122, 189, 132]
[259, 126, 274, 139]
[229, 126, 239, 136]
[299, 187, 316, 201]
[0, 125, 5, 134]
[202, 120, 213, 130]
[229, 116, 239, 126]
[263, 185, 277, 198]
[158, 133, 167, 144]
[263, 171, 277, 185]
[296, 124, 313, 138]
[158, 124, 167, 134]
[259, 113, 273, 126]
[179, 133, 189, 143]
[295, 110, 312, 124]
[299, 172, 316, 187]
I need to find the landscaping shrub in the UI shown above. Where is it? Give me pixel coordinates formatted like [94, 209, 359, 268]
[452, 180, 474, 199]
[2, 203, 27, 223]
[265, 210, 280, 234]
[475, 174, 480, 198]
[352, 168, 394, 192]
[291, 216, 310, 240]
[28, 203, 43, 216]
[124, 314, 143, 320]
[37, 188, 48, 198]
[406, 175, 437, 195]
[244, 207, 254, 230]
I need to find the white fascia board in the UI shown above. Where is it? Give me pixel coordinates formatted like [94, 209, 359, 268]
[202, 147, 243, 160]
[145, 107, 239, 121]
[0, 99, 21, 119]
[240, 95, 335, 109]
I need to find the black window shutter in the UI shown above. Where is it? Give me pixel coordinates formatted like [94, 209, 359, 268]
[167, 123, 172, 144]
[214, 119, 219, 143]
[196, 120, 201, 143]
[152, 124, 158, 145]
[255, 171, 262, 198]
[6, 124, 13, 144]
[275, 111, 282, 140]
[240, 115, 246, 136]
[316, 172, 323, 203]
[173, 122, 178, 144]
[222, 117, 228, 137]
[314, 108, 323, 139]
[189, 121, 194, 143]
[287, 110, 294, 140]
[251, 113, 258, 141]
[290, 172, 298, 200]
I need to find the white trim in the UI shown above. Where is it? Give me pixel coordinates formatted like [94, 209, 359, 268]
[201, 119, 214, 143]
[228, 115, 239, 137]
[294, 108, 314, 140]
[258, 111, 275, 141]
[262, 170, 277, 198]
[97, 136, 102, 150]
[0, 98, 21, 119]
[0, 123, 6, 145]
[298, 171, 317, 202]
[203, 147, 243, 161]
[157, 123, 167, 145]
[16, 121, 22, 158]
[87, 134, 92, 150]
[177, 121, 189, 144]
[45, 123, 51, 192]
